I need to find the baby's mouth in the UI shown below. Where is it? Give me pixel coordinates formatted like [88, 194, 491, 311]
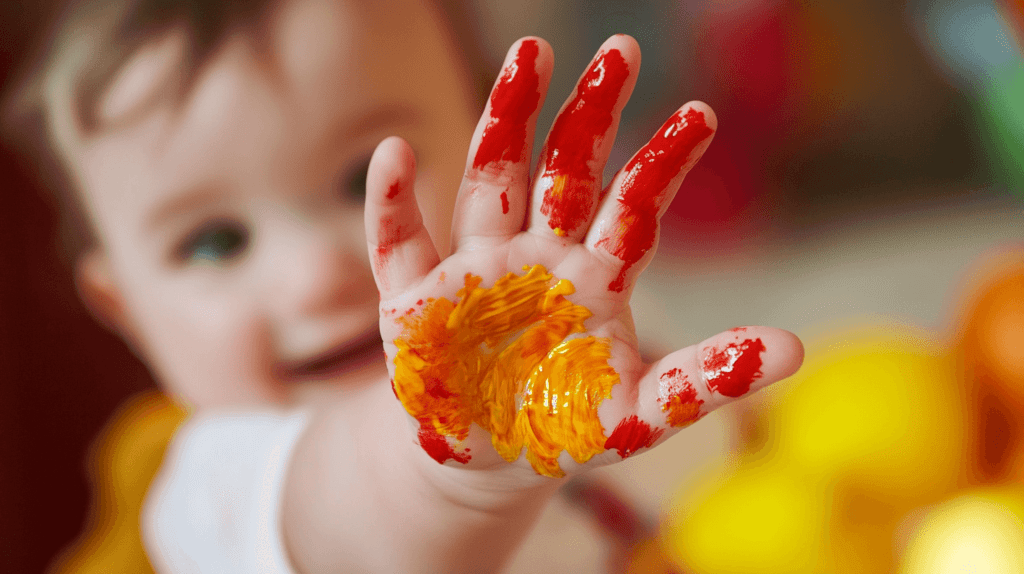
[277, 329, 384, 381]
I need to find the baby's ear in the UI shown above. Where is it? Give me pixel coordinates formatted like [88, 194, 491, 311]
[75, 250, 136, 343]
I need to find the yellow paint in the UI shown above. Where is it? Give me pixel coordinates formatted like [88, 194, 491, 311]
[548, 175, 568, 237]
[393, 264, 618, 477]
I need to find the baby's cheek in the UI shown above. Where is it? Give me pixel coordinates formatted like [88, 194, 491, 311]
[143, 296, 281, 408]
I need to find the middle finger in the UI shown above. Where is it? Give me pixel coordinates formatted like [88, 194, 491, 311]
[527, 34, 641, 243]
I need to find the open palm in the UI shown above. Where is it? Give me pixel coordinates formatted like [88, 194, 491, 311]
[364, 35, 803, 480]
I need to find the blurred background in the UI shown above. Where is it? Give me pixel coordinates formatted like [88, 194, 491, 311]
[1, 0, 1022, 572]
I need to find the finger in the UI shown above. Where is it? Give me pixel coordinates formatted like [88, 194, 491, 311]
[601, 327, 803, 460]
[365, 137, 440, 298]
[527, 34, 640, 242]
[451, 37, 554, 251]
[604, 327, 802, 461]
[587, 102, 716, 294]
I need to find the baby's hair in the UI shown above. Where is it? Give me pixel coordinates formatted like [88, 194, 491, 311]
[1, 0, 493, 263]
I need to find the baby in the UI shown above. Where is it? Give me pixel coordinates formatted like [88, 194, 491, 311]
[6, 0, 804, 571]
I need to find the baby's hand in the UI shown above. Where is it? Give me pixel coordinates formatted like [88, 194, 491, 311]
[365, 36, 802, 481]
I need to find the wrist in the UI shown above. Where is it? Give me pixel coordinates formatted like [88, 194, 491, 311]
[283, 383, 561, 574]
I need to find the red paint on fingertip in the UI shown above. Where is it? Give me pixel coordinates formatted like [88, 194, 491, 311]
[604, 415, 664, 459]
[539, 49, 630, 237]
[417, 421, 471, 464]
[386, 181, 402, 199]
[500, 191, 510, 214]
[474, 40, 541, 169]
[702, 338, 766, 398]
[596, 108, 714, 292]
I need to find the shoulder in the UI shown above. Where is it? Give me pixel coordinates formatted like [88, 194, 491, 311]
[142, 409, 310, 574]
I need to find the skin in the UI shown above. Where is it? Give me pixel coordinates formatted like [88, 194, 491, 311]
[60, 0, 804, 570]
[67, 0, 474, 408]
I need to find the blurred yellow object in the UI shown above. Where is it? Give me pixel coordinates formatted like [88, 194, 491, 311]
[49, 391, 187, 574]
[769, 323, 967, 504]
[899, 486, 1024, 573]
[663, 460, 830, 574]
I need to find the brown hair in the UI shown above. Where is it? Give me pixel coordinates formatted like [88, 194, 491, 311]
[1, 0, 494, 262]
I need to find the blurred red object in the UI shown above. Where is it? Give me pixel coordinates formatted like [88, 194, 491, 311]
[998, 0, 1024, 50]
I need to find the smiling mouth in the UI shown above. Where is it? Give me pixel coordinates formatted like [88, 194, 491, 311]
[277, 329, 384, 381]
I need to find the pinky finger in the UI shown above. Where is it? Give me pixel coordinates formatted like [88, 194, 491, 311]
[639, 327, 803, 439]
[365, 137, 441, 298]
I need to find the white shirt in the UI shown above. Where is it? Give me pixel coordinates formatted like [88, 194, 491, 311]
[142, 409, 310, 573]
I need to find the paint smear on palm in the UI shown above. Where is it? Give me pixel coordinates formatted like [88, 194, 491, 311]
[392, 265, 619, 477]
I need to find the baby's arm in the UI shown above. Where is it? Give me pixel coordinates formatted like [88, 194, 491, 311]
[282, 35, 803, 574]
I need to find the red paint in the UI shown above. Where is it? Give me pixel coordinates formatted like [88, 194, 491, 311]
[702, 337, 766, 398]
[473, 40, 541, 169]
[500, 191, 510, 214]
[660, 368, 704, 427]
[539, 49, 629, 237]
[417, 421, 471, 465]
[386, 181, 402, 199]
[417, 299, 424, 305]
[596, 108, 714, 292]
[390, 378, 398, 398]
[374, 216, 400, 263]
[604, 415, 664, 459]
[424, 376, 455, 399]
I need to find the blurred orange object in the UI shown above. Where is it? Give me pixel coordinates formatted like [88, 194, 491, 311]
[954, 245, 1024, 483]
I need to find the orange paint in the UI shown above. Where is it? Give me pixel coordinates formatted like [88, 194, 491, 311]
[659, 368, 704, 427]
[392, 265, 619, 477]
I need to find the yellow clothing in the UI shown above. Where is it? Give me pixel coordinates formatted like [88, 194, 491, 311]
[50, 391, 187, 574]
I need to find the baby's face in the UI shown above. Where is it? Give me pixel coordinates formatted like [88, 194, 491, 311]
[66, 0, 476, 407]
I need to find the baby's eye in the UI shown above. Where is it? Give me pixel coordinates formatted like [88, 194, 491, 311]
[177, 220, 250, 264]
[335, 156, 371, 203]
